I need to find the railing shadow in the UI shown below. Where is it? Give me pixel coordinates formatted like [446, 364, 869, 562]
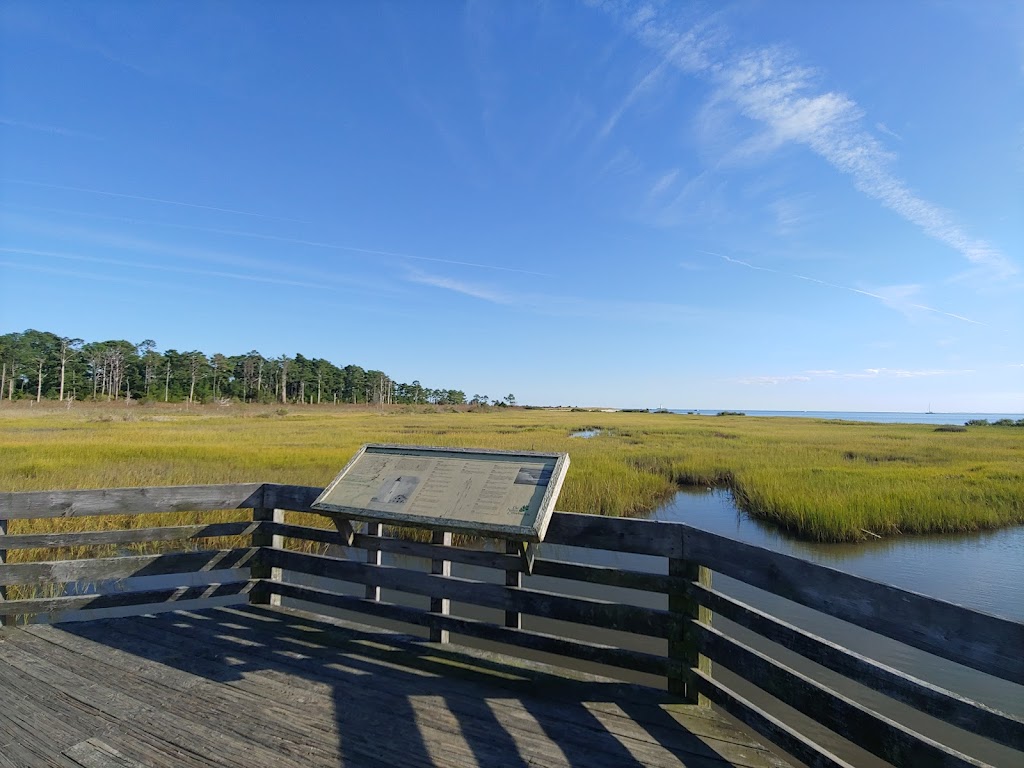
[48, 603, 750, 768]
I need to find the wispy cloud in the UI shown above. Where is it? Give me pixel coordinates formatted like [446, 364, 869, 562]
[596, 3, 1017, 279]
[0, 246, 328, 291]
[405, 271, 514, 304]
[3, 204, 551, 277]
[0, 260, 161, 289]
[0, 117, 101, 141]
[649, 169, 679, 198]
[738, 367, 974, 385]
[406, 267, 705, 323]
[3, 179, 307, 223]
[698, 249, 986, 325]
[876, 122, 902, 141]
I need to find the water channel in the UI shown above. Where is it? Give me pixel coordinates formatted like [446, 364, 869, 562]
[54, 481, 1022, 765]
[284, 486, 1022, 767]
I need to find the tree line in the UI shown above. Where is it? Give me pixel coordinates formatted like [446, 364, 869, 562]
[0, 329, 513, 407]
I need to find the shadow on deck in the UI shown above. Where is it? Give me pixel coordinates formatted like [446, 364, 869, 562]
[0, 605, 788, 768]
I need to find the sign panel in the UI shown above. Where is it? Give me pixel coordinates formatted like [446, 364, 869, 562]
[311, 444, 569, 542]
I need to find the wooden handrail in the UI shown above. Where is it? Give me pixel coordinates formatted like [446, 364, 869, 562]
[0, 482, 1020, 768]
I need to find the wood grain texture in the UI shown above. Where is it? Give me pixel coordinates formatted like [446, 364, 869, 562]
[261, 484, 682, 556]
[0, 548, 259, 587]
[695, 621, 987, 768]
[430, 529, 452, 643]
[249, 508, 282, 607]
[544, 512, 683, 557]
[64, 737, 152, 768]
[2, 521, 259, 551]
[692, 670, 856, 768]
[0, 604, 791, 768]
[691, 581, 1024, 752]
[668, 557, 711, 704]
[264, 580, 672, 677]
[0, 516, 8, 627]
[682, 523, 1024, 685]
[266, 548, 672, 638]
[0, 484, 264, 520]
[264, 521, 524, 570]
[0, 580, 255, 618]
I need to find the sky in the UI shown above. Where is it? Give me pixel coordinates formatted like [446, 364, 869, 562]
[1, 1, 1022, 412]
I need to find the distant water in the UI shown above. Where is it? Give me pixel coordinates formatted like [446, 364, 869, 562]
[668, 410, 1023, 425]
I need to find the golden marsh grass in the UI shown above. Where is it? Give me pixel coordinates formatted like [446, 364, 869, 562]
[1, 402, 1021, 551]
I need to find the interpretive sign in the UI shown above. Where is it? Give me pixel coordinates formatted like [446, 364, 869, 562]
[311, 444, 569, 542]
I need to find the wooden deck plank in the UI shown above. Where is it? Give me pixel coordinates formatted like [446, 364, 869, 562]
[0, 607, 789, 768]
[64, 738, 150, 768]
[115, 606, 785, 767]
[53, 614, 703, 768]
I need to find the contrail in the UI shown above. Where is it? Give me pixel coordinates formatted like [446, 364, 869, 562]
[6, 202, 551, 277]
[3, 179, 309, 223]
[698, 249, 986, 326]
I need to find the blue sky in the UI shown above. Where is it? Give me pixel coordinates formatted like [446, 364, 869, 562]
[2, 1, 1021, 411]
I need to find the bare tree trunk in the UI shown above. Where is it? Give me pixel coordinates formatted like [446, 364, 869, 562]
[165, 361, 171, 402]
[1, 363, 6, 402]
[36, 358, 44, 403]
[280, 359, 288, 404]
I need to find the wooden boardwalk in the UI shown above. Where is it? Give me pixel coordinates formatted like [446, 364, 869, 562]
[0, 605, 789, 768]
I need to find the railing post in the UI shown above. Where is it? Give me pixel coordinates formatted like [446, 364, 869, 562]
[669, 534, 712, 705]
[365, 522, 382, 601]
[429, 530, 452, 643]
[251, 506, 283, 607]
[505, 539, 522, 629]
[0, 516, 10, 627]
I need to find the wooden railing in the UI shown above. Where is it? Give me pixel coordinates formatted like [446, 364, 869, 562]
[0, 482, 1021, 768]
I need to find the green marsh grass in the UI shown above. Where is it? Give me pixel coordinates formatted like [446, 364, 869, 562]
[1, 402, 1021, 556]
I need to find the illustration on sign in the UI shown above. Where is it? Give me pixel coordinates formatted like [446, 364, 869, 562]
[311, 444, 570, 542]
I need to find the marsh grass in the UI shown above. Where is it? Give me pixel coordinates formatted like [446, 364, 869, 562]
[1, 402, 1021, 548]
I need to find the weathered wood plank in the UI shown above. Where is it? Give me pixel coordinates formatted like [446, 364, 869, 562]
[0, 483, 264, 520]
[692, 581, 1024, 752]
[264, 521, 524, 570]
[668, 556, 712, 704]
[229, 604, 791, 768]
[0, 638, 321, 768]
[0, 515, 8, 627]
[695, 621, 988, 768]
[115, 606, 768, 768]
[543, 511, 683, 557]
[531, 559, 674, 593]
[0, 657, 94, 766]
[364, 521, 383, 601]
[430, 529, 452, 643]
[267, 580, 673, 677]
[266, 548, 671, 638]
[6, 627, 361, 768]
[0, 547, 259, 587]
[249, 508, 282, 607]
[64, 738, 149, 768]
[691, 670, 856, 768]
[0, 580, 255, 618]
[682, 524, 1024, 685]
[1, 521, 259, 551]
[260, 483, 320, 513]
[38, 607, 708, 768]
[505, 539, 522, 629]
[261, 484, 683, 557]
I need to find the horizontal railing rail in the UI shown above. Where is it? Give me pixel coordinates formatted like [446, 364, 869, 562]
[0, 483, 265, 625]
[0, 481, 1020, 768]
